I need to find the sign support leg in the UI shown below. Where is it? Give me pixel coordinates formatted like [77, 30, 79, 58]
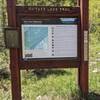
[10, 59, 21, 100]
[78, 62, 89, 97]
[79, 0, 89, 97]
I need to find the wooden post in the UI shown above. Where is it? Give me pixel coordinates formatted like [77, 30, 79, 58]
[79, 0, 89, 96]
[6, 0, 21, 100]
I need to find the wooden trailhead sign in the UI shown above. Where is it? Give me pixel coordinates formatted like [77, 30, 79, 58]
[5, 0, 89, 100]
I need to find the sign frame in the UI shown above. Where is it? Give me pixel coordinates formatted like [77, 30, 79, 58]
[16, 6, 81, 69]
[6, 0, 89, 100]
[21, 23, 78, 59]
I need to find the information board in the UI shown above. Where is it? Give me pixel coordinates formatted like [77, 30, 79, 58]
[6, 1, 89, 99]
[22, 18, 78, 59]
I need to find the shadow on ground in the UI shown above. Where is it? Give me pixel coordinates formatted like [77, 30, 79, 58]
[71, 91, 100, 100]
[87, 92, 100, 100]
[31, 69, 72, 79]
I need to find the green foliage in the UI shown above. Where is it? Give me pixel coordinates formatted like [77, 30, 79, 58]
[89, 0, 100, 41]
[0, 69, 100, 100]
[0, 69, 80, 100]
[0, 0, 6, 51]
[0, 50, 9, 68]
[17, 0, 75, 6]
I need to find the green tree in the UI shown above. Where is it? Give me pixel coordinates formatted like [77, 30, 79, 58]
[17, 0, 75, 6]
[89, 0, 100, 41]
[0, 0, 8, 69]
[0, 0, 6, 50]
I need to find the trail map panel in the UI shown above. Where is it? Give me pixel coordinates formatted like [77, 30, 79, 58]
[22, 18, 78, 59]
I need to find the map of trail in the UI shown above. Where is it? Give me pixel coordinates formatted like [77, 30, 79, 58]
[24, 26, 48, 50]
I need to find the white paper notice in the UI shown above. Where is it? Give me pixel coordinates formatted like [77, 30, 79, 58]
[53, 25, 77, 57]
[22, 25, 77, 59]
